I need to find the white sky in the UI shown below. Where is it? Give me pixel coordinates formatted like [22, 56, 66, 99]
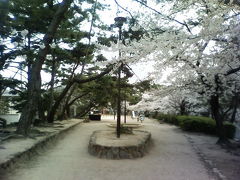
[97, 0, 158, 83]
[1, 0, 162, 85]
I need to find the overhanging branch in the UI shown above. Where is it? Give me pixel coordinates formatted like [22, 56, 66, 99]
[226, 66, 240, 75]
[73, 66, 113, 84]
[133, 0, 192, 33]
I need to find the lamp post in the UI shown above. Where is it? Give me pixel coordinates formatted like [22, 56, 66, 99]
[114, 16, 126, 138]
[124, 91, 127, 123]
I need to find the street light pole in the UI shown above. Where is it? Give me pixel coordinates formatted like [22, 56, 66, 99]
[114, 16, 126, 138]
[117, 56, 121, 138]
[124, 92, 127, 124]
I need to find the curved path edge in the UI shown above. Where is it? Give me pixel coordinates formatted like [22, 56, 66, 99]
[0, 120, 83, 171]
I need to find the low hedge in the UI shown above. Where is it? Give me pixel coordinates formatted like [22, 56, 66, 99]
[155, 114, 236, 139]
[155, 113, 178, 125]
[177, 116, 216, 135]
[0, 117, 7, 128]
[177, 115, 235, 139]
[223, 122, 236, 139]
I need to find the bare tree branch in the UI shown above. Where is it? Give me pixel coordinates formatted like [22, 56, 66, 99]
[133, 0, 192, 34]
[114, 0, 134, 19]
[226, 66, 240, 75]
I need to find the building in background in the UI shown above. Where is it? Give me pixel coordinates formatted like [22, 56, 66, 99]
[0, 91, 20, 125]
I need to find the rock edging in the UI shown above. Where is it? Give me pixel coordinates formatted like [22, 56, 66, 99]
[184, 134, 227, 180]
[88, 130, 151, 159]
[0, 120, 82, 170]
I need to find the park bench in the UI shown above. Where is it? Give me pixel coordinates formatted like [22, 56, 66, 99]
[0, 118, 7, 128]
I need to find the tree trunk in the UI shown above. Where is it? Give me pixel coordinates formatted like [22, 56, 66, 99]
[210, 95, 229, 144]
[59, 91, 89, 120]
[49, 53, 57, 110]
[38, 96, 46, 122]
[16, 0, 73, 135]
[58, 103, 69, 120]
[58, 84, 76, 120]
[113, 109, 116, 120]
[47, 66, 113, 123]
[180, 99, 186, 115]
[66, 105, 71, 117]
[16, 71, 41, 135]
[230, 93, 239, 123]
[75, 102, 93, 118]
[47, 81, 74, 123]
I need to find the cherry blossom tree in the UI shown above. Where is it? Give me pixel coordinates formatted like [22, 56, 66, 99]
[129, 87, 208, 115]
[108, 0, 240, 143]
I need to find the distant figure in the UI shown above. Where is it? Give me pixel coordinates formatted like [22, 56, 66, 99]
[137, 112, 145, 123]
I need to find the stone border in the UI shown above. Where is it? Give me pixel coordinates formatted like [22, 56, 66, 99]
[107, 123, 143, 128]
[88, 130, 151, 159]
[184, 134, 226, 180]
[0, 120, 82, 171]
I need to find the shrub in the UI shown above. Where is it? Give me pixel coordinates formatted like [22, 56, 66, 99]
[120, 125, 133, 134]
[177, 116, 216, 135]
[153, 114, 236, 139]
[144, 111, 150, 117]
[0, 117, 7, 128]
[223, 122, 236, 139]
[150, 111, 159, 119]
[176, 116, 236, 138]
[156, 113, 178, 125]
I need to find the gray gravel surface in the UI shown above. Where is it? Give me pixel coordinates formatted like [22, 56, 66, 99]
[1, 116, 215, 180]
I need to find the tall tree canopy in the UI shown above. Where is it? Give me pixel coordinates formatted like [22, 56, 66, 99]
[107, 0, 240, 143]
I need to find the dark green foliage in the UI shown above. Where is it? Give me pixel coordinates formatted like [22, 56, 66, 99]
[154, 114, 236, 138]
[0, 76, 21, 95]
[150, 111, 158, 118]
[144, 111, 150, 117]
[0, 0, 9, 35]
[156, 113, 178, 125]
[0, 97, 10, 114]
[128, 80, 153, 106]
[0, 117, 7, 128]
[177, 116, 216, 135]
[120, 125, 133, 134]
[223, 122, 236, 139]
[96, 54, 107, 62]
[97, 36, 117, 46]
[176, 116, 235, 138]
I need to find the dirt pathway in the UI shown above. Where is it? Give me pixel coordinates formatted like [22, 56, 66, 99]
[2, 116, 216, 180]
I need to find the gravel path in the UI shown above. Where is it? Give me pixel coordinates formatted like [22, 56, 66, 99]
[1, 116, 215, 180]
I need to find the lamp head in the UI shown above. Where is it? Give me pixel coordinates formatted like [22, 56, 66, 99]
[114, 17, 127, 28]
